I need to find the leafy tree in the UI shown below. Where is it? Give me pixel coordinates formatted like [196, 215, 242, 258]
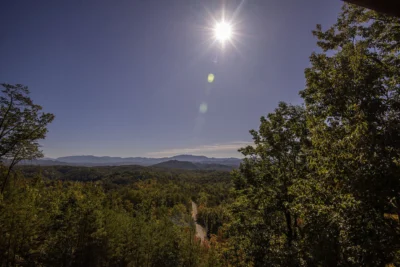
[229, 5, 400, 265]
[0, 84, 54, 193]
[298, 3, 400, 265]
[230, 102, 308, 266]
[197, 205, 230, 238]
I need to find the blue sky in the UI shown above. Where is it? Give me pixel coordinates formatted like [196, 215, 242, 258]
[0, 0, 342, 158]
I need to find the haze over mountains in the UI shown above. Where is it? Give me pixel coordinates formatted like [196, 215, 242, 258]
[21, 154, 242, 169]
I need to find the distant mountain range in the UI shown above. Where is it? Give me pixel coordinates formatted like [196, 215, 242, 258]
[19, 154, 242, 169]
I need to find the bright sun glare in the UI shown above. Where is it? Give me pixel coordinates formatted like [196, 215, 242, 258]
[214, 21, 232, 42]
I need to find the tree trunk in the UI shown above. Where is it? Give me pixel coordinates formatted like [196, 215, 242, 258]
[284, 211, 293, 247]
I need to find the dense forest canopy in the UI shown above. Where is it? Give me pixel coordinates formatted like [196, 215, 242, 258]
[1, 3, 399, 267]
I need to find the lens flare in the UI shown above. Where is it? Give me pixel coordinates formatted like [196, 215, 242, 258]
[207, 73, 215, 83]
[199, 103, 208, 113]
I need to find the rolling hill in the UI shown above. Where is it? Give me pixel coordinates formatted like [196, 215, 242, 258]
[151, 160, 234, 171]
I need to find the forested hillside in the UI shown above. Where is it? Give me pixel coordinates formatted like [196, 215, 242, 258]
[1, 3, 400, 267]
[1, 164, 232, 266]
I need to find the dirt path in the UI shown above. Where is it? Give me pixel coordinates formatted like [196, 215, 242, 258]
[191, 201, 207, 242]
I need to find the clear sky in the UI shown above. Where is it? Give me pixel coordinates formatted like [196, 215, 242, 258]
[0, 0, 342, 158]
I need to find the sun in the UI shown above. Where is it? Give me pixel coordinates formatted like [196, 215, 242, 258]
[214, 21, 232, 43]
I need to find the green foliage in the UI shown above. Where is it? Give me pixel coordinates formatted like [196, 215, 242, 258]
[0, 175, 212, 266]
[229, 103, 308, 266]
[197, 204, 231, 237]
[0, 84, 54, 193]
[299, 4, 400, 265]
[1, 153, 232, 266]
[229, 3, 400, 266]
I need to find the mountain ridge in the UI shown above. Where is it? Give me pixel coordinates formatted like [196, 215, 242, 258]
[20, 154, 242, 168]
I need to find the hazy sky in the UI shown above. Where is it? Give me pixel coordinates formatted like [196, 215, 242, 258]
[0, 0, 342, 158]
